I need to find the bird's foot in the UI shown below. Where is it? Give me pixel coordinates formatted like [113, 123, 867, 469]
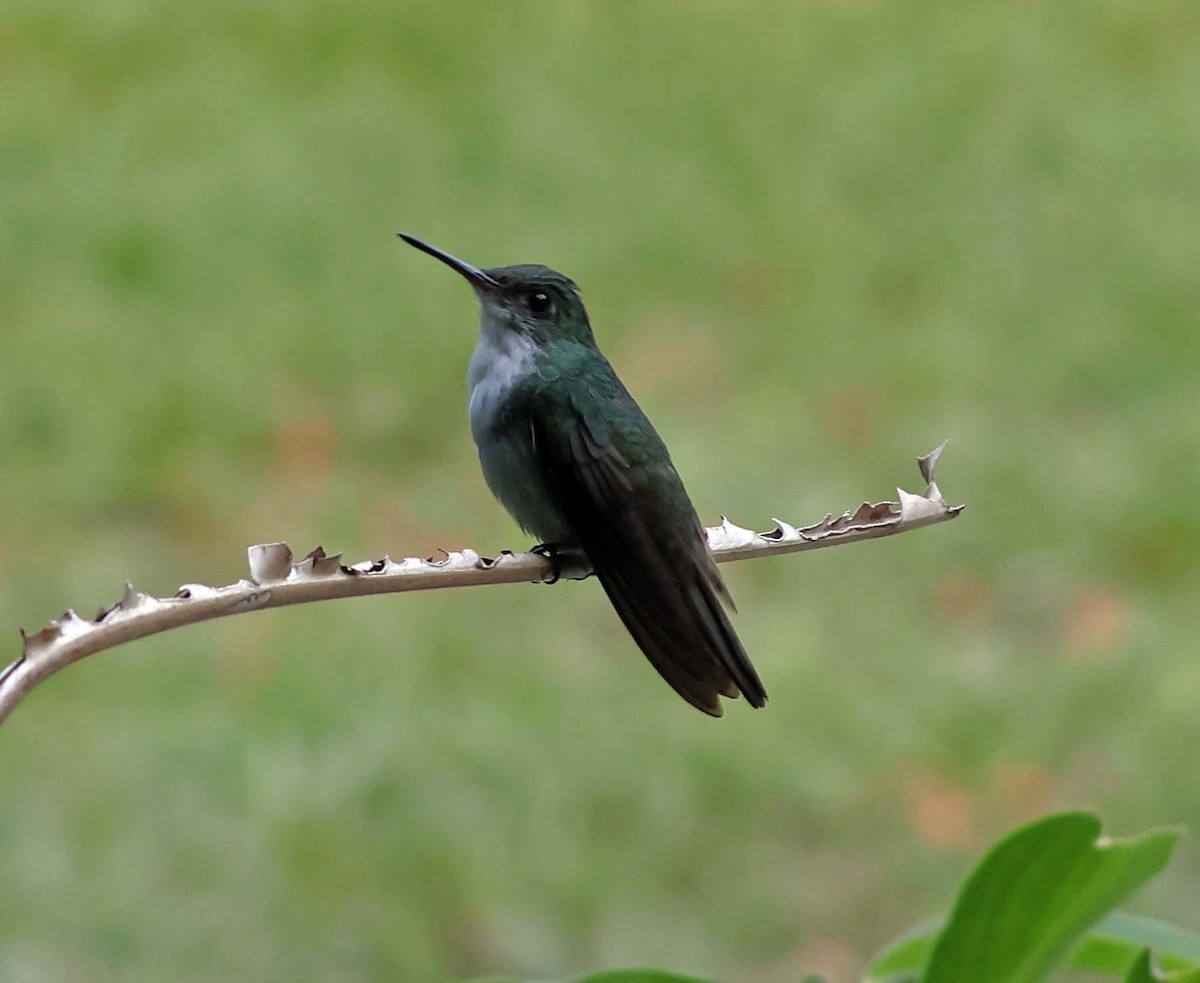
[530, 543, 591, 583]
[530, 542, 565, 584]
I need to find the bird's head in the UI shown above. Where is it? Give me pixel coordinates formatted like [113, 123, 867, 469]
[400, 233, 594, 347]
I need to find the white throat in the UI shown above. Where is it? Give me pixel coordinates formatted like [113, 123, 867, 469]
[467, 328, 537, 441]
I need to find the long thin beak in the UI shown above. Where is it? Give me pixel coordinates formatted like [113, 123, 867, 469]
[397, 233, 500, 291]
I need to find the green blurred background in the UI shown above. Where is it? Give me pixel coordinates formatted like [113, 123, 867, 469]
[2, 0, 1198, 980]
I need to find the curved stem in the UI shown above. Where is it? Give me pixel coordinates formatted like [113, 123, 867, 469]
[0, 443, 962, 726]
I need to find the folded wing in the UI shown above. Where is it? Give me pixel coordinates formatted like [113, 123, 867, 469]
[528, 389, 767, 716]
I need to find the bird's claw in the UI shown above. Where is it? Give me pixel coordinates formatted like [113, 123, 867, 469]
[531, 542, 564, 584]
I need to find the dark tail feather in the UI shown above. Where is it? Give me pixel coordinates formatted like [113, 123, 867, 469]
[595, 562, 725, 716]
[589, 528, 767, 714]
[689, 575, 767, 708]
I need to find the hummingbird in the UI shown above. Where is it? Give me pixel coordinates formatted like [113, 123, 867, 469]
[399, 234, 768, 716]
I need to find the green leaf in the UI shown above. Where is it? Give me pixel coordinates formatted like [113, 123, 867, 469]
[868, 909, 1200, 983]
[924, 812, 1179, 983]
[865, 822, 1198, 983]
[1122, 947, 1200, 983]
[1077, 912, 1200, 973]
[864, 919, 940, 982]
[1127, 949, 1159, 983]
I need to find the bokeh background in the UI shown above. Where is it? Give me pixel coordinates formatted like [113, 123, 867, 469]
[2, 1, 1199, 980]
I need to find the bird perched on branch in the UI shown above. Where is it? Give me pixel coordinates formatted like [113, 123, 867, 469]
[400, 234, 767, 716]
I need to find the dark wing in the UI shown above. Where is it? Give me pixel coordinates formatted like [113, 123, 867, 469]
[528, 392, 768, 716]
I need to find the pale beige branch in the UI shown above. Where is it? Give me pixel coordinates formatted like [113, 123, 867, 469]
[0, 442, 962, 726]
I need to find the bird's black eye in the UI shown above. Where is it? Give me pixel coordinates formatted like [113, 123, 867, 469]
[527, 290, 553, 316]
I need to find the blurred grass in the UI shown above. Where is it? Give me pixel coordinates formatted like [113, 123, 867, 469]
[1, 0, 1198, 980]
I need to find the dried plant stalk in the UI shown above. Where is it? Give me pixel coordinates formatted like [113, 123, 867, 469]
[0, 443, 962, 726]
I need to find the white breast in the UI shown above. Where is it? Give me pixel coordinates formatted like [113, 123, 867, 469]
[467, 329, 536, 444]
